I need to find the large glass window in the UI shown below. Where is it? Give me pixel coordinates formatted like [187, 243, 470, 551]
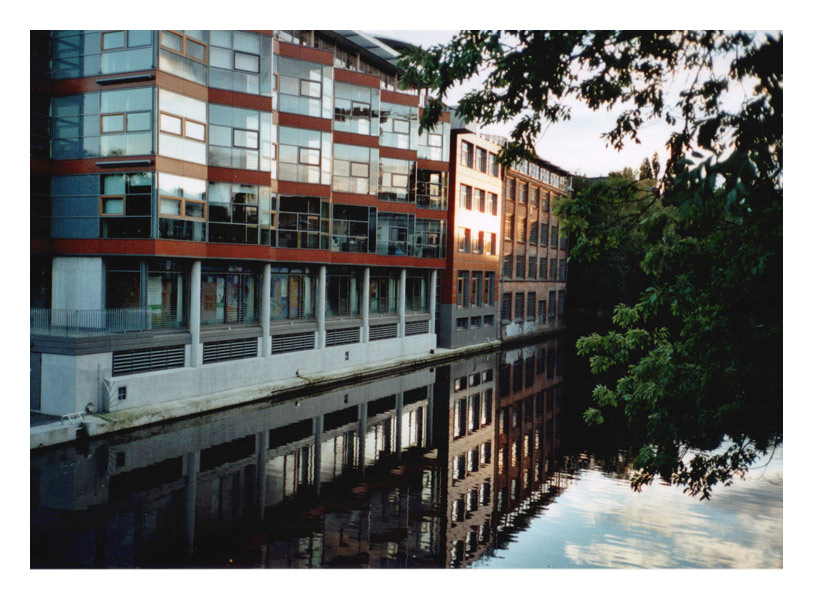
[415, 169, 447, 210]
[417, 121, 449, 161]
[484, 272, 495, 306]
[334, 82, 379, 136]
[158, 30, 208, 85]
[406, 272, 429, 312]
[209, 103, 273, 171]
[158, 173, 206, 241]
[278, 126, 331, 184]
[147, 260, 188, 329]
[52, 31, 102, 79]
[379, 102, 417, 150]
[158, 89, 206, 164]
[376, 212, 413, 256]
[457, 271, 469, 308]
[209, 30, 272, 96]
[331, 204, 375, 253]
[106, 258, 141, 309]
[378, 157, 414, 203]
[99, 87, 153, 157]
[270, 267, 316, 320]
[52, 92, 101, 159]
[100, 172, 153, 238]
[326, 269, 361, 317]
[415, 219, 445, 258]
[201, 264, 259, 325]
[369, 272, 398, 314]
[333, 144, 378, 195]
[277, 195, 329, 249]
[461, 141, 473, 168]
[101, 30, 154, 74]
[278, 56, 333, 119]
[207, 181, 273, 244]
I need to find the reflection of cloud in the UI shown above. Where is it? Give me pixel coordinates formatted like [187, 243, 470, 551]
[562, 468, 783, 568]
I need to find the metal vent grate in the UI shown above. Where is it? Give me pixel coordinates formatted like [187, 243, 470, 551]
[272, 331, 316, 354]
[326, 327, 360, 347]
[203, 338, 258, 364]
[369, 323, 398, 341]
[113, 346, 185, 376]
[405, 320, 429, 336]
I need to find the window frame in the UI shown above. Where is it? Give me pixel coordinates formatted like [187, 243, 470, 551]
[160, 30, 208, 64]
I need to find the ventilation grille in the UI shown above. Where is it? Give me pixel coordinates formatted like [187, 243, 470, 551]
[272, 331, 316, 354]
[405, 320, 429, 336]
[203, 338, 258, 364]
[369, 323, 398, 341]
[113, 346, 185, 376]
[326, 327, 360, 347]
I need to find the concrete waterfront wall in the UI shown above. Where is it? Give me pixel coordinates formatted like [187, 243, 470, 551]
[44, 333, 437, 415]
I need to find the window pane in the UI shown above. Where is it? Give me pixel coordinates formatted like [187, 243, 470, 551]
[185, 201, 205, 219]
[234, 51, 259, 73]
[234, 129, 259, 149]
[185, 120, 205, 141]
[161, 31, 183, 52]
[101, 114, 124, 133]
[300, 80, 321, 98]
[299, 148, 320, 165]
[186, 39, 206, 62]
[161, 198, 181, 215]
[127, 111, 151, 132]
[350, 162, 369, 178]
[102, 197, 124, 214]
[127, 30, 152, 47]
[103, 31, 125, 50]
[160, 113, 182, 135]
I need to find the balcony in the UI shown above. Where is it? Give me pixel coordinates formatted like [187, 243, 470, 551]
[31, 308, 187, 337]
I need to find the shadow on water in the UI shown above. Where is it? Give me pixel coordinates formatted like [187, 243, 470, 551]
[30, 334, 782, 569]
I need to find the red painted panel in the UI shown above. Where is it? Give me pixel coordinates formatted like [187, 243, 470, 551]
[208, 88, 273, 111]
[379, 147, 418, 161]
[381, 89, 420, 107]
[416, 158, 450, 172]
[277, 41, 334, 65]
[333, 131, 380, 148]
[277, 112, 332, 132]
[334, 68, 380, 88]
[277, 181, 331, 197]
[207, 167, 272, 186]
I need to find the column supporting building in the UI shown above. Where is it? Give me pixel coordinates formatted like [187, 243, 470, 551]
[398, 268, 406, 338]
[190, 260, 201, 368]
[261, 263, 271, 357]
[317, 265, 326, 349]
[362, 268, 370, 343]
[429, 269, 437, 335]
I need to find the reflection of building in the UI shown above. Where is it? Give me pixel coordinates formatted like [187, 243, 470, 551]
[436, 130, 502, 348]
[494, 338, 563, 516]
[432, 353, 498, 566]
[498, 152, 570, 340]
[31, 368, 437, 567]
[30, 30, 449, 418]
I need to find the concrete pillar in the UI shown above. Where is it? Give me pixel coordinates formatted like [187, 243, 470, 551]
[317, 265, 326, 349]
[190, 261, 202, 368]
[398, 268, 406, 337]
[429, 270, 438, 334]
[256, 431, 268, 519]
[361, 268, 370, 343]
[184, 451, 200, 555]
[426, 384, 434, 448]
[261, 264, 271, 357]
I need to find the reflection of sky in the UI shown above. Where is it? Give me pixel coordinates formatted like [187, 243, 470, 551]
[475, 447, 782, 569]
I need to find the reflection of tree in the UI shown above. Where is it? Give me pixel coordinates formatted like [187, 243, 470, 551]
[400, 31, 782, 498]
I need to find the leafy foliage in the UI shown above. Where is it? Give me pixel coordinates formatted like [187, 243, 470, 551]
[400, 31, 782, 498]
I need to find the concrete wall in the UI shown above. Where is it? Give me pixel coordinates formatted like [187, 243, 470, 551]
[437, 303, 498, 349]
[51, 257, 104, 311]
[40, 333, 436, 415]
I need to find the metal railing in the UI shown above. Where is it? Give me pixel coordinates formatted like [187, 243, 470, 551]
[31, 308, 187, 336]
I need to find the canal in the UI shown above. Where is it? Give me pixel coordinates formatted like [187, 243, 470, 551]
[30, 336, 782, 568]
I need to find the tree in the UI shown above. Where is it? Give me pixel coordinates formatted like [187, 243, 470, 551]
[400, 31, 782, 498]
[639, 157, 653, 180]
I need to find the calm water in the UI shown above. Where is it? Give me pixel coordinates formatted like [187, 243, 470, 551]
[30, 337, 782, 568]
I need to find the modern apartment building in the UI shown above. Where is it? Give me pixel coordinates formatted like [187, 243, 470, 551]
[30, 30, 450, 417]
[498, 149, 571, 340]
[435, 128, 502, 348]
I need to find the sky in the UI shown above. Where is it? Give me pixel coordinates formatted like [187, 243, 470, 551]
[366, 30, 727, 178]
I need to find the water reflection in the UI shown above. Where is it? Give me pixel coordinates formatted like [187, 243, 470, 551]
[30, 336, 781, 568]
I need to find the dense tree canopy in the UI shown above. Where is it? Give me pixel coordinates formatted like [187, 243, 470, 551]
[400, 31, 782, 498]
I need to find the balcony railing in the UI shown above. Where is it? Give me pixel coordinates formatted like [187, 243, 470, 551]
[31, 308, 187, 336]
